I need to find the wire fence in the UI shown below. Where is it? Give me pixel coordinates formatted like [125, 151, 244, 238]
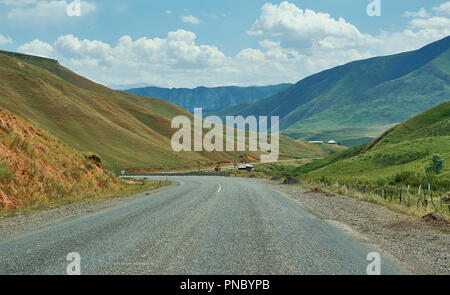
[312, 179, 449, 216]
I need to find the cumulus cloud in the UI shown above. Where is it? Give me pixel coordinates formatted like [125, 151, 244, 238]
[403, 8, 429, 18]
[0, 0, 37, 6]
[18, 39, 54, 57]
[181, 14, 201, 25]
[432, 2, 450, 15]
[247, 2, 450, 54]
[165, 10, 172, 15]
[409, 16, 450, 30]
[0, 34, 13, 45]
[17, 30, 236, 87]
[247, 2, 374, 49]
[6, 0, 96, 20]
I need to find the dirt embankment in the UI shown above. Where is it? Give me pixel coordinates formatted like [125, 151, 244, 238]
[0, 110, 121, 212]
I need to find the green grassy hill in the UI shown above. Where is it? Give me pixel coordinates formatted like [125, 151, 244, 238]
[0, 51, 336, 170]
[213, 36, 450, 146]
[0, 109, 166, 214]
[294, 102, 449, 188]
[257, 102, 449, 217]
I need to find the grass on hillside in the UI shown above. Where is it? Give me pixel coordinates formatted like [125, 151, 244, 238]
[0, 109, 170, 217]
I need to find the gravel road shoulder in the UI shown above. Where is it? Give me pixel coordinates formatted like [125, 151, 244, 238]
[253, 178, 449, 275]
[0, 182, 179, 242]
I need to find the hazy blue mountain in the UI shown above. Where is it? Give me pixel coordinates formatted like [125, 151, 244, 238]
[123, 84, 292, 112]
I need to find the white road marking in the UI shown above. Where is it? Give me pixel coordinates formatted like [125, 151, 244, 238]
[218, 184, 222, 193]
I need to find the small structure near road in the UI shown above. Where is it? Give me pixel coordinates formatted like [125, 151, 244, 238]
[238, 164, 254, 172]
[309, 140, 337, 145]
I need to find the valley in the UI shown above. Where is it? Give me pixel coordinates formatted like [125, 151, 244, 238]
[0, 26, 448, 277]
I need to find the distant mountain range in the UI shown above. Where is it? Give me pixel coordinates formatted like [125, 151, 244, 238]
[123, 84, 292, 113]
[212, 36, 450, 146]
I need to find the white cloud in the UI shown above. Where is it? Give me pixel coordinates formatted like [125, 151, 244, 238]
[181, 14, 201, 25]
[0, 0, 37, 6]
[17, 30, 234, 87]
[6, 0, 96, 20]
[409, 16, 450, 30]
[247, 2, 373, 49]
[432, 2, 450, 15]
[165, 10, 172, 15]
[403, 8, 429, 18]
[0, 34, 13, 45]
[18, 39, 54, 57]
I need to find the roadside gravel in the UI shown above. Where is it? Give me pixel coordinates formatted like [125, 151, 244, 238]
[0, 183, 178, 242]
[255, 178, 449, 275]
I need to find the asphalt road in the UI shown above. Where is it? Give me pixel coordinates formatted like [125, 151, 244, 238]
[0, 176, 406, 275]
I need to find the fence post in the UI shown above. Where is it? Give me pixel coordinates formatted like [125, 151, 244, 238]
[407, 185, 411, 207]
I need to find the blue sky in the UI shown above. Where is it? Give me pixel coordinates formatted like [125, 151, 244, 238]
[1, 0, 449, 88]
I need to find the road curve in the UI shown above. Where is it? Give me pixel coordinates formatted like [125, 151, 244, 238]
[0, 176, 406, 275]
